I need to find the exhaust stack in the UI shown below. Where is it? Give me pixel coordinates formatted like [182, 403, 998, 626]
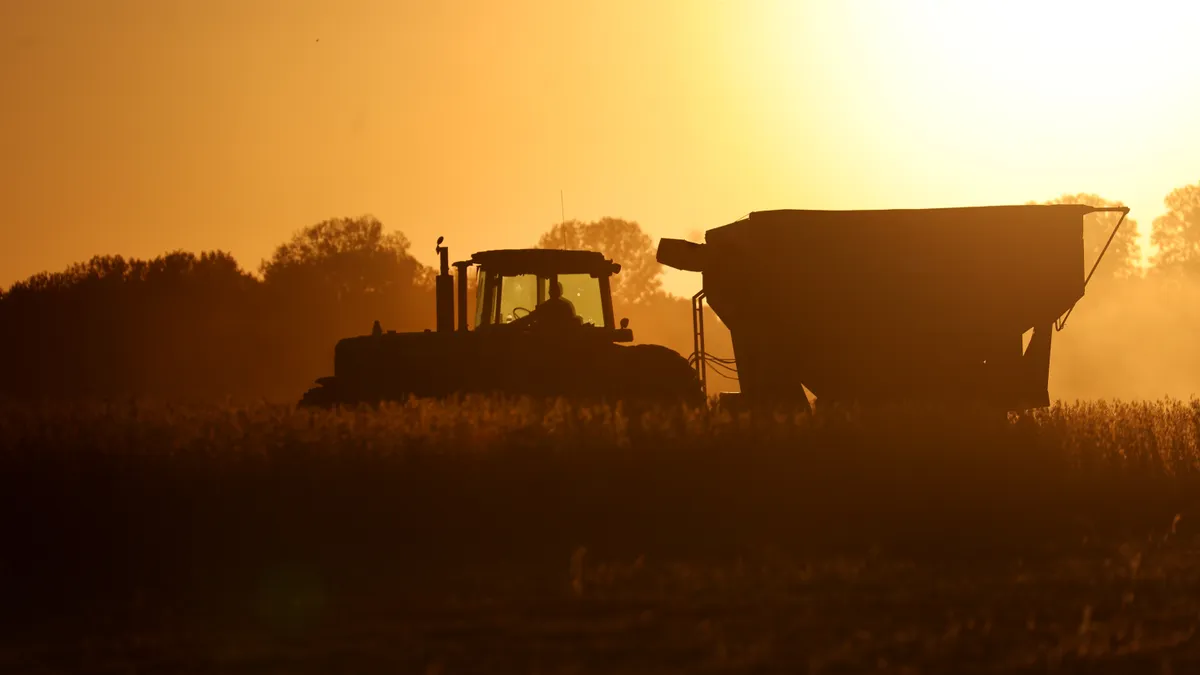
[435, 237, 454, 332]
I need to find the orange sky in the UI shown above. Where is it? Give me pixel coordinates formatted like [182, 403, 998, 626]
[4, 0, 1200, 299]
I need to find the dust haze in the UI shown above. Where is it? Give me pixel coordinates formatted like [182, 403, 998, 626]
[1052, 274, 1200, 401]
[1043, 187, 1200, 402]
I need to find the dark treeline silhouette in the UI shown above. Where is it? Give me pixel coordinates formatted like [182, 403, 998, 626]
[15, 178, 1200, 405]
[0, 217, 433, 402]
[0, 215, 736, 403]
[1, 251, 271, 401]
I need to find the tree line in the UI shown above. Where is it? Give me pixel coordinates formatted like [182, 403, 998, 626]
[0, 215, 735, 403]
[5, 179, 1200, 404]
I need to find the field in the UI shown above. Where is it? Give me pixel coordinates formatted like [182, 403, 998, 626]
[3, 398, 1200, 673]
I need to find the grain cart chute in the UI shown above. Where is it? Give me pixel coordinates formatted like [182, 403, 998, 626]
[657, 204, 1129, 411]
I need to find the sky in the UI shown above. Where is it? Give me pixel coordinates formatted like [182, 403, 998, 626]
[4, 0, 1200, 298]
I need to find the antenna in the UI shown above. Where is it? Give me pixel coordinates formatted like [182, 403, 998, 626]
[560, 189, 565, 225]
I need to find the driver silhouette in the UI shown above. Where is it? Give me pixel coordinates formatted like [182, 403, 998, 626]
[534, 280, 579, 326]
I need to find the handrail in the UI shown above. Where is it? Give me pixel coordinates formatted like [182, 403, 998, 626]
[1082, 206, 1131, 288]
[1055, 206, 1130, 332]
[692, 290, 707, 397]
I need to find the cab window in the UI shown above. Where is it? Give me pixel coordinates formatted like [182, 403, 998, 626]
[497, 274, 539, 324]
[557, 273, 606, 327]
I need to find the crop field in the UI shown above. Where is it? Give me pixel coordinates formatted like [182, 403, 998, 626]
[3, 398, 1200, 673]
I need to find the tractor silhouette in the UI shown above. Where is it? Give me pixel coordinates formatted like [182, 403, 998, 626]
[299, 242, 702, 407]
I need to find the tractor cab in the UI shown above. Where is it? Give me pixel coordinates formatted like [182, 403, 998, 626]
[446, 247, 633, 342]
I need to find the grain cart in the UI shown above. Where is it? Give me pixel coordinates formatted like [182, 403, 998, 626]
[657, 204, 1129, 411]
[299, 241, 702, 407]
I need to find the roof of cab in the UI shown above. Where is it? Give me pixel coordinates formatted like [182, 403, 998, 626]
[467, 249, 621, 276]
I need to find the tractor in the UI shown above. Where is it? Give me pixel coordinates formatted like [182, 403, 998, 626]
[299, 239, 703, 407]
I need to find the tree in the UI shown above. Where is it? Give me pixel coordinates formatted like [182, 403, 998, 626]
[261, 216, 435, 329]
[537, 217, 662, 307]
[1037, 194, 1141, 283]
[1150, 181, 1200, 278]
[262, 215, 430, 297]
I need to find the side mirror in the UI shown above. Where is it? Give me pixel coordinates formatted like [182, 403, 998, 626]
[620, 317, 629, 329]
